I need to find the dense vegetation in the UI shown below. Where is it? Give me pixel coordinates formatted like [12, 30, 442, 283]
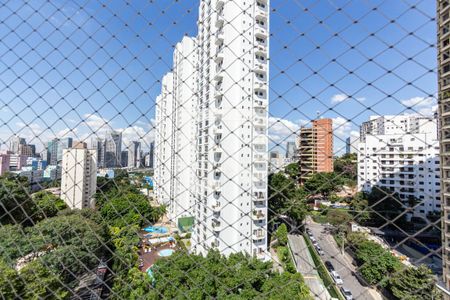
[346, 232, 441, 299]
[115, 251, 312, 299]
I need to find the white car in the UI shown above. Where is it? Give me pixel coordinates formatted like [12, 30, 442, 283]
[331, 271, 343, 285]
[340, 287, 353, 300]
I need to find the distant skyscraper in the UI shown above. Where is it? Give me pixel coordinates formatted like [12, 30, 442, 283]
[91, 138, 105, 168]
[60, 148, 97, 209]
[104, 131, 122, 168]
[345, 136, 359, 155]
[0, 154, 10, 175]
[47, 137, 73, 165]
[149, 141, 154, 168]
[127, 141, 141, 168]
[298, 119, 333, 183]
[9, 136, 26, 154]
[285, 141, 296, 159]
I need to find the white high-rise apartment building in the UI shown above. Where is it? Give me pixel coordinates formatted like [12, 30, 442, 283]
[360, 115, 436, 141]
[154, 37, 198, 223]
[60, 148, 97, 209]
[192, 0, 269, 258]
[358, 115, 440, 218]
[155, 73, 174, 207]
[154, 0, 269, 259]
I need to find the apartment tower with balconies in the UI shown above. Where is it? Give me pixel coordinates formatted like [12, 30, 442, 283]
[191, 0, 270, 258]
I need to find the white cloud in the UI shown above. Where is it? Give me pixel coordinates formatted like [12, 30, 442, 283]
[418, 105, 438, 117]
[401, 96, 435, 108]
[268, 117, 302, 144]
[331, 94, 365, 104]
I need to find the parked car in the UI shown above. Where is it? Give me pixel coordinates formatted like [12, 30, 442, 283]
[325, 260, 334, 272]
[340, 287, 353, 300]
[331, 271, 343, 285]
[317, 249, 325, 256]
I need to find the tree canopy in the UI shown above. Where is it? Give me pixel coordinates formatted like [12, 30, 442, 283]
[303, 172, 344, 198]
[144, 251, 312, 300]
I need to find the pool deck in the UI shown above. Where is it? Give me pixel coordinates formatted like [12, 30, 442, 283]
[139, 242, 178, 271]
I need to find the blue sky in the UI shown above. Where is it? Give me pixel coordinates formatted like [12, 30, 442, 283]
[0, 0, 437, 154]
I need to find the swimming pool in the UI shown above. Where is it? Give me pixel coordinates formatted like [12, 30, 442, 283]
[158, 249, 174, 257]
[144, 226, 168, 234]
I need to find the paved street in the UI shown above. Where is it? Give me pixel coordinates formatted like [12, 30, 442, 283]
[306, 220, 382, 300]
[288, 234, 332, 300]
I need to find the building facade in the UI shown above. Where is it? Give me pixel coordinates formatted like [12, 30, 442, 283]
[9, 136, 26, 154]
[285, 141, 297, 159]
[357, 119, 440, 218]
[298, 118, 333, 183]
[154, 37, 198, 224]
[47, 137, 73, 165]
[191, 0, 269, 258]
[437, 0, 450, 292]
[127, 141, 141, 168]
[104, 131, 122, 168]
[60, 148, 97, 209]
[154, 0, 270, 259]
[0, 154, 10, 176]
[346, 135, 360, 155]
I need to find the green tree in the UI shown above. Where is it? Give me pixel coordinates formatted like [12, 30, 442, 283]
[0, 174, 33, 225]
[333, 153, 357, 185]
[355, 240, 401, 285]
[350, 192, 370, 224]
[327, 209, 351, 229]
[19, 260, 68, 299]
[304, 172, 344, 198]
[367, 186, 406, 227]
[284, 163, 300, 180]
[388, 265, 441, 300]
[0, 259, 22, 299]
[0, 224, 30, 262]
[274, 223, 288, 246]
[100, 192, 163, 227]
[32, 191, 67, 221]
[268, 173, 308, 225]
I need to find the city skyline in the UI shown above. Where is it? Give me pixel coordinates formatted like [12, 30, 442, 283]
[0, 1, 437, 156]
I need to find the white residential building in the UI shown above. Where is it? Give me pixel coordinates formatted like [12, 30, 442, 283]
[360, 114, 436, 141]
[192, 0, 269, 258]
[154, 0, 270, 259]
[154, 37, 198, 224]
[60, 148, 97, 209]
[154, 72, 175, 210]
[358, 115, 440, 218]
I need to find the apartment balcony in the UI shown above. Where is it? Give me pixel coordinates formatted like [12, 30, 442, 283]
[255, 27, 267, 38]
[211, 182, 221, 191]
[216, 0, 224, 9]
[254, 117, 266, 127]
[255, 62, 267, 72]
[215, 30, 224, 44]
[213, 144, 222, 154]
[212, 202, 221, 212]
[215, 87, 224, 98]
[254, 154, 266, 162]
[215, 15, 224, 27]
[256, 7, 268, 19]
[254, 99, 268, 108]
[252, 231, 265, 241]
[252, 210, 265, 221]
[212, 221, 222, 232]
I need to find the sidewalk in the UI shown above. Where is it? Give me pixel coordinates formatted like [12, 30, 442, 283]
[288, 234, 333, 300]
